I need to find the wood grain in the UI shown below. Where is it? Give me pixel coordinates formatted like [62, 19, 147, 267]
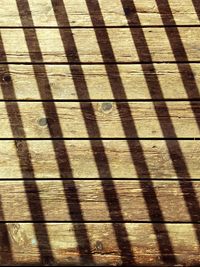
[1, 28, 200, 63]
[0, 1, 199, 266]
[0, 180, 199, 221]
[0, 101, 199, 138]
[1, 140, 200, 178]
[1, 64, 200, 100]
[0, 0, 199, 26]
[0, 222, 199, 266]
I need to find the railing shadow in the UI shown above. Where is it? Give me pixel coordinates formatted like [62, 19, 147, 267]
[0, 33, 54, 264]
[192, 0, 200, 22]
[84, 0, 177, 265]
[120, 0, 200, 244]
[50, 0, 134, 265]
[154, 0, 200, 243]
[0, 0, 199, 265]
[0, 200, 12, 264]
[15, 0, 95, 265]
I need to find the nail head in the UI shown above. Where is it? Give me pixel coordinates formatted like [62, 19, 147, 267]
[38, 117, 48, 126]
[3, 74, 11, 83]
[101, 102, 113, 112]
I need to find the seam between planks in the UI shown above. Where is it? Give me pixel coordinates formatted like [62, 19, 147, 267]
[1, 25, 200, 29]
[0, 178, 200, 181]
[0, 221, 198, 224]
[0, 137, 198, 141]
[2, 61, 200, 64]
[1, 99, 200, 101]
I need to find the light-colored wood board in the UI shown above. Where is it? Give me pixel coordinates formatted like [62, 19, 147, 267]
[1, 64, 200, 100]
[0, 222, 199, 266]
[0, 180, 199, 221]
[1, 140, 200, 178]
[1, 28, 200, 62]
[0, 101, 199, 138]
[0, 0, 199, 26]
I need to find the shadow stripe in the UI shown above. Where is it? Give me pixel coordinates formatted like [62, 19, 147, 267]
[0, 32, 54, 264]
[50, 0, 135, 264]
[85, 0, 177, 264]
[16, 0, 95, 264]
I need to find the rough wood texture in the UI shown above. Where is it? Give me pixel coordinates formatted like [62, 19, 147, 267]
[0, 0, 199, 266]
[0, 222, 199, 266]
[1, 28, 200, 63]
[0, 0, 199, 26]
[0, 101, 199, 138]
[0, 140, 200, 178]
[0, 180, 199, 221]
[1, 64, 200, 100]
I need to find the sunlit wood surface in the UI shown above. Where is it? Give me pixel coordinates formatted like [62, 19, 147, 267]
[0, 0, 200, 266]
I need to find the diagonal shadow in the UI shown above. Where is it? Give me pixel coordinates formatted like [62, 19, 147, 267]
[154, 0, 200, 243]
[47, 0, 179, 264]
[120, 0, 200, 244]
[0, 199, 12, 264]
[50, 0, 135, 265]
[8, 0, 199, 264]
[192, 0, 200, 22]
[0, 33, 54, 265]
[84, 1, 177, 265]
[16, 0, 95, 265]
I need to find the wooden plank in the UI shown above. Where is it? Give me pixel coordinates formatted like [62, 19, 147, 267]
[0, 222, 199, 266]
[1, 140, 200, 178]
[0, 180, 199, 221]
[0, 101, 199, 138]
[0, 0, 199, 26]
[1, 64, 200, 100]
[1, 27, 200, 63]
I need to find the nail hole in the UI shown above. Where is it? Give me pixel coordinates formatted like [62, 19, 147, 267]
[96, 240, 103, 252]
[38, 118, 48, 127]
[101, 102, 113, 112]
[3, 74, 11, 83]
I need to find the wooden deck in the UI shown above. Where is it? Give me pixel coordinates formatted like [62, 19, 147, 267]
[0, 0, 200, 266]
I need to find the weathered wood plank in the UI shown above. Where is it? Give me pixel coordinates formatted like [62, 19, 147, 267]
[0, 222, 199, 266]
[1, 140, 200, 178]
[0, 0, 199, 26]
[1, 28, 200, 62]
[0, 101, 199, 138]
[0, 180, 199, 221]
[1, 64, 200, 100]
